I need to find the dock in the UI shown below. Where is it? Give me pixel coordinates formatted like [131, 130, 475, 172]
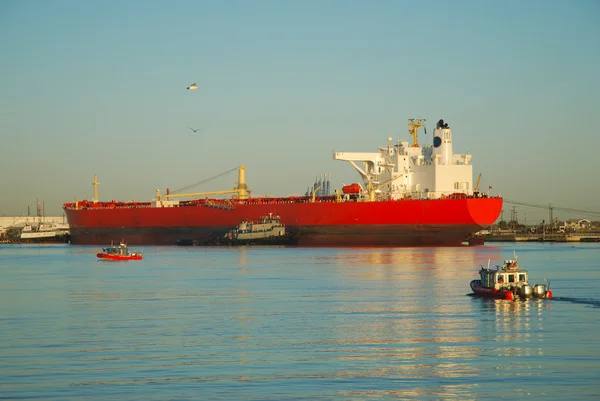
[485, 232, 600, 243]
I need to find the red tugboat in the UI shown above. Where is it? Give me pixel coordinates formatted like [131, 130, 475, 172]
[470, 252, 552, 300]
[97, 242, 143, 261]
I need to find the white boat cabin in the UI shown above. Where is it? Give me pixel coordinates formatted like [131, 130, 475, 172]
[479, 259, 528, 291]
[475, 254, 551, 299]
[103, 243, 133, 256]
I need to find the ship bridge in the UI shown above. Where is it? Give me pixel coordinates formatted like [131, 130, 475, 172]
[333, 119, 473, 200]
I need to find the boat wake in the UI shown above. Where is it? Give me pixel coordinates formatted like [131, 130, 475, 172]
[467, 294, 600, 308]
[551, 297, 600, 308]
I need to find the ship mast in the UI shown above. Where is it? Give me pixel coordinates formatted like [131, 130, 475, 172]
[92, 175, 99, 203]
[236, 165, 248, 200]
[408, 118, 426, 147]
[37, 198, 43, 223]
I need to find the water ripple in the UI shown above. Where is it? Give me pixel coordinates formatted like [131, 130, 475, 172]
[1, 244, 599, 400]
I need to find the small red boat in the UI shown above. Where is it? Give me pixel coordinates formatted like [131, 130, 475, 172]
[470, 252, 552, 300]
[97, 242, 142, 261]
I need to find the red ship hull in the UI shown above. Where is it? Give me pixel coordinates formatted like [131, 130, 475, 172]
[64, 196, 502, 246]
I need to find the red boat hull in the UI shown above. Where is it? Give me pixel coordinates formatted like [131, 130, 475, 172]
[65, 196, 503, 246]
[97, 253, 143, 261]
[470, 280, 514, 300]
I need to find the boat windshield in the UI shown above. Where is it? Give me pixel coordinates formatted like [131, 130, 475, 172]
[106, 246, 129, 255]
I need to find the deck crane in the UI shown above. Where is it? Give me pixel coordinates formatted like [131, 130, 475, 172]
[473, 173, 482, 197]
[158, 166, 250, 201]
[408, 118, 426, 147]
[366, 174, 405, 202]
[311, 185, 322, 203]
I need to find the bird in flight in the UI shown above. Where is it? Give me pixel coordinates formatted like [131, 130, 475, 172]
[188, 127, 203, 133]
[187, 83, 198, 90]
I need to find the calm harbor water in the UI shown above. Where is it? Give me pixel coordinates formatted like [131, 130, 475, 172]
[1, 243, 599, 400]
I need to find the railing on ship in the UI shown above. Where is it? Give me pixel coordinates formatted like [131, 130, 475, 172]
[62, 201, 153, 210]
[63, 193, 499, 210]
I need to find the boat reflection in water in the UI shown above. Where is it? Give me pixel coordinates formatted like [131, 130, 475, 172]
[472, 297, 552, 357]
[71, 245, 555, 400]
[278, 246, 507, 399]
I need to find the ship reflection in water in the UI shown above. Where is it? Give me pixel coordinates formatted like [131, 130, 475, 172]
[274, 246, 510, 399]
[32, 245, 574, 400]
[278, 246, 554, 399]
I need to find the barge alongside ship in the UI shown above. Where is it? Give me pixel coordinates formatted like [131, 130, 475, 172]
[63, 119, 502, 246]
[178, 214, 298, 246]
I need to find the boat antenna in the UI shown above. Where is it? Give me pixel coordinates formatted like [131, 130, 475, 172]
[487, 259, 491, 270]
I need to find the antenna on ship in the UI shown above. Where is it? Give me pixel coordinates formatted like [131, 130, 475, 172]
[408, 118, 426, 147]
[36, 198, 42, 224]
[92, 175, 100, 204]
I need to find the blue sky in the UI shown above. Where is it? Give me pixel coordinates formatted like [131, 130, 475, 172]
[1, 0, 599, 223]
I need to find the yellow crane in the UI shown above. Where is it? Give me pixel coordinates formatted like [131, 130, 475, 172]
[408, 118, 426, 147]
[311, 185, 322, 203]
[473, 173, 482, 197]
[159, 189, 243, 199]
[158, 166, 249, 201]
[366, 174, 406, 202]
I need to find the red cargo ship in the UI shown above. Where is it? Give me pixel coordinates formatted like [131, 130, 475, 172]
[63, 119, 502, 246]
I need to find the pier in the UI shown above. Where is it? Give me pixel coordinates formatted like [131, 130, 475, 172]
[485, 232, 600, 243]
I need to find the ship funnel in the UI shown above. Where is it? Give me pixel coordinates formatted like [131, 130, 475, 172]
[433, 119, 453, 165]
[237, 165, 248, 200]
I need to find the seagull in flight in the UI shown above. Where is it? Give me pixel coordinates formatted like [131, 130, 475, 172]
[187, 83, 198, 90]
[188, 127, 203, 133]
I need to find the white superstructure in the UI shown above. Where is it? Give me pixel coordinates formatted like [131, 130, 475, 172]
[333, 119, 473, 200]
